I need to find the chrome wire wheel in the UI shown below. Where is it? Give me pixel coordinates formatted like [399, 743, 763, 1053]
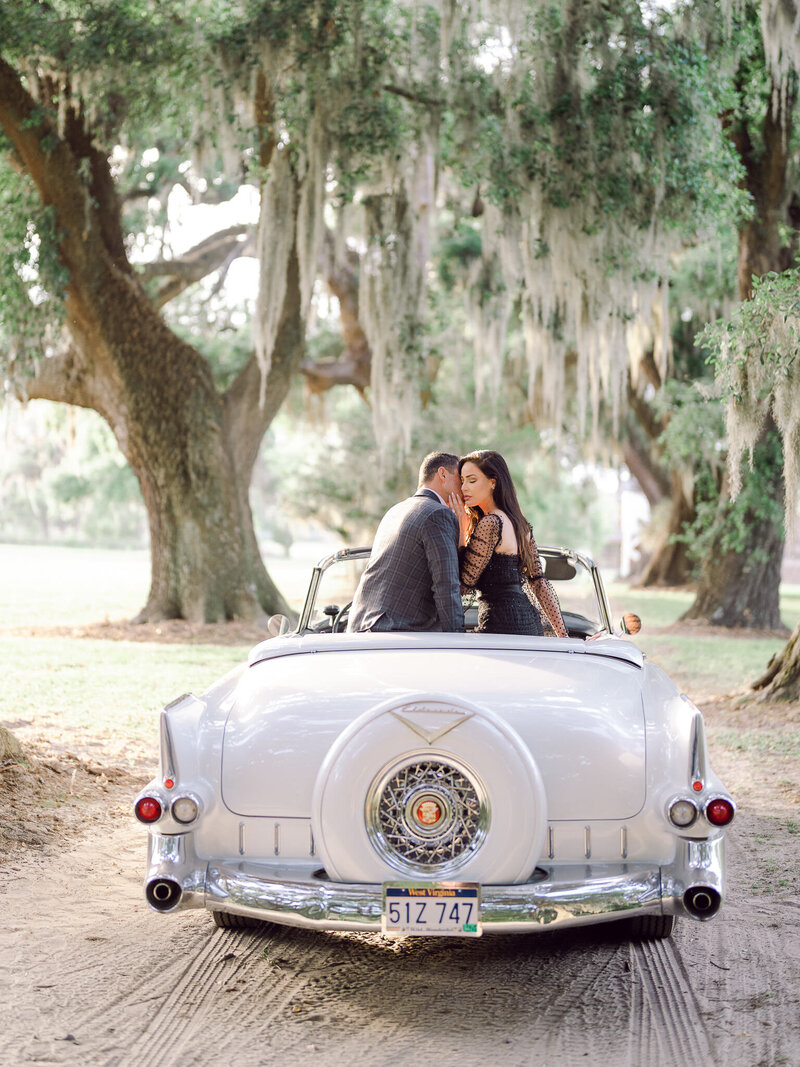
[366, 755, 489, 876]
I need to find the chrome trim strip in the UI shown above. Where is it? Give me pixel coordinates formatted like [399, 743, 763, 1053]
[146, 834, 727, 930]
[584, 826, 592, 859]
[620, 827, 628, 859]
[689, 712, 707, 785]
[274, 822, 280, 857]
[159, 710, 177, 784]
[547, 826, 554, 859]
[309, 827, 315, 857]
[586, 558, 614, 634]
[238, 823, 245, 856]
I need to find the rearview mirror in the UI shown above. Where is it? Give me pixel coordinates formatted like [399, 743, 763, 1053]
[619, 613, 642, 635]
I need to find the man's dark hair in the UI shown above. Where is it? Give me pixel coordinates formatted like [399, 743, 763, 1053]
[418, 451, 459, 485]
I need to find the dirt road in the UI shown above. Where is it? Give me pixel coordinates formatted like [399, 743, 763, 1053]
[1, 730, 798, 1067]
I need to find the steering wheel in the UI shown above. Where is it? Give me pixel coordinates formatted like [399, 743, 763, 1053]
[332, 601, 352, 633]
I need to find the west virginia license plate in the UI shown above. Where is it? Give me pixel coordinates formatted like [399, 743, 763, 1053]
[382, 882, 481, 936]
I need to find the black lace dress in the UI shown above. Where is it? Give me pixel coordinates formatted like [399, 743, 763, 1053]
[459, 513, 568, 637]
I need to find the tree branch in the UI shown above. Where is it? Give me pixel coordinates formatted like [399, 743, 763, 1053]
[137, 226, 254, 307]
[299, 230, 372, 394]
[0, 57, 113, 286]
[382, 83, 441, 108]
[12, 343, 105, 413]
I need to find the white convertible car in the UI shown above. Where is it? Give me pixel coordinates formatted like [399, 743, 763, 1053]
[135, 546, 735, 941]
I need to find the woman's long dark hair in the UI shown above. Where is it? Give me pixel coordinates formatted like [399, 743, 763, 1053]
[459, 450, 537, 578]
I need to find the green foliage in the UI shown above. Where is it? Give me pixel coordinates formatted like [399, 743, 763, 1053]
[669, 231, 739, 377]
[0, 0, 194, 142]
[436, 221, 483, 290]
[674, 427, 784, 565]
[443, 2, 747, 240]
[700, 265, 800, 401]
[654, 381, 726, 473]
[0, 165, 68, 370]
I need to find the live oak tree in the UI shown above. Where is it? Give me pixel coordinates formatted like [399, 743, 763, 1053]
[0, 3, 310, 622]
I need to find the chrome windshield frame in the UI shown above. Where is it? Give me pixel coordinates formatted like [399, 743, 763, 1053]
[296, 546, 615, 636]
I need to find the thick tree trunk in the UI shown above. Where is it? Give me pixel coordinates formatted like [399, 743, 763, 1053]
[0, 59, 302, 623]
[0, 725, 22, 760]
[681, 514, 785, 629]
[622, 435, 669, 510]
[636, 471, 695, 587]
[752, 622, 800, 700]
[682, 425, 786, 629]
[683, 77, 792, 626]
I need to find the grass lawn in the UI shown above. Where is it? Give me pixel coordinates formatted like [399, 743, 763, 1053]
[0, 636, 250, 770]
[605, 580, 794, 694]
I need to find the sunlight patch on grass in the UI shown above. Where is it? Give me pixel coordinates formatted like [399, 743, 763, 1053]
[0, 544, 149, 626]
[606, 584, 695, 629]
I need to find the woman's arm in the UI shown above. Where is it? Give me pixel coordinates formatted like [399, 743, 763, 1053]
[523, 536, 568, 638]
[458, 513, 502, 592]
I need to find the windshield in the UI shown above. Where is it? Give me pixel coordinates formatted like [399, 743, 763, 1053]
[300, 548, 611, 637]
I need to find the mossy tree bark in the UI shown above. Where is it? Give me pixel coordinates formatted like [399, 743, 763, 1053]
[680, 431, 786, 630]
[0, 59, 302, 623]
[681, 77, 792, 628]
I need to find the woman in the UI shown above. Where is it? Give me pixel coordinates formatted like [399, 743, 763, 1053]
[448, 450, 568, 637]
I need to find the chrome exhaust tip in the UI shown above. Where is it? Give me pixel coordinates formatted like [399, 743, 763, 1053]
[146, 878, 183, 912]
[683, 885, 721, 919]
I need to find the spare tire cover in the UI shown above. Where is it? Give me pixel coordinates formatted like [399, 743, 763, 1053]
[311, 692, 547, 884]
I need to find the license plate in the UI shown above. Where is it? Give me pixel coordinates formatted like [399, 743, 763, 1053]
[382, 882, 481, 936]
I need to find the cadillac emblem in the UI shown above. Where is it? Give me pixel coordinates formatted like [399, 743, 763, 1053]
[416, 799, 442, 826]
[407, 790, 451, 835]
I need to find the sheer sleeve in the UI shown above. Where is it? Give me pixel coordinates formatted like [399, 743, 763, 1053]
[522, 531, 569, 638]
[459, 513, 502, 591]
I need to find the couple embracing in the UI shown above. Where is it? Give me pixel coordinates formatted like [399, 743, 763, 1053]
[348, 450, 568, 638]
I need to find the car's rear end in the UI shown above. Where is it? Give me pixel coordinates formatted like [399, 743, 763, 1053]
[136, 632, 734, 939]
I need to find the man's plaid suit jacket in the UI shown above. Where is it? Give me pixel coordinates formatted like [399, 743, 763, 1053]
[347, 488, 465, 632]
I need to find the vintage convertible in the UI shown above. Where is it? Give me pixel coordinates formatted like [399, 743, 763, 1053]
[135, 546, 735, 940]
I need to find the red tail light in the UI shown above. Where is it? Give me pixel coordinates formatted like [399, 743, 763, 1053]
[135, 796, 163, 823]
[705, 797, 735, 826]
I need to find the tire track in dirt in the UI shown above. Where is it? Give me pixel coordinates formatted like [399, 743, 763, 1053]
[119, 923, 360, 1067]
[118, 927, 269, 1067]
[629, 935, 716, 1065]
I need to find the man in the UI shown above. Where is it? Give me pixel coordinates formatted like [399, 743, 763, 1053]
[347, 452, 465, 633]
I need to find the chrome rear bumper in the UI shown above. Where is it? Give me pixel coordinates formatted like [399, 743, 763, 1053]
[145, 833, 725, 934]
